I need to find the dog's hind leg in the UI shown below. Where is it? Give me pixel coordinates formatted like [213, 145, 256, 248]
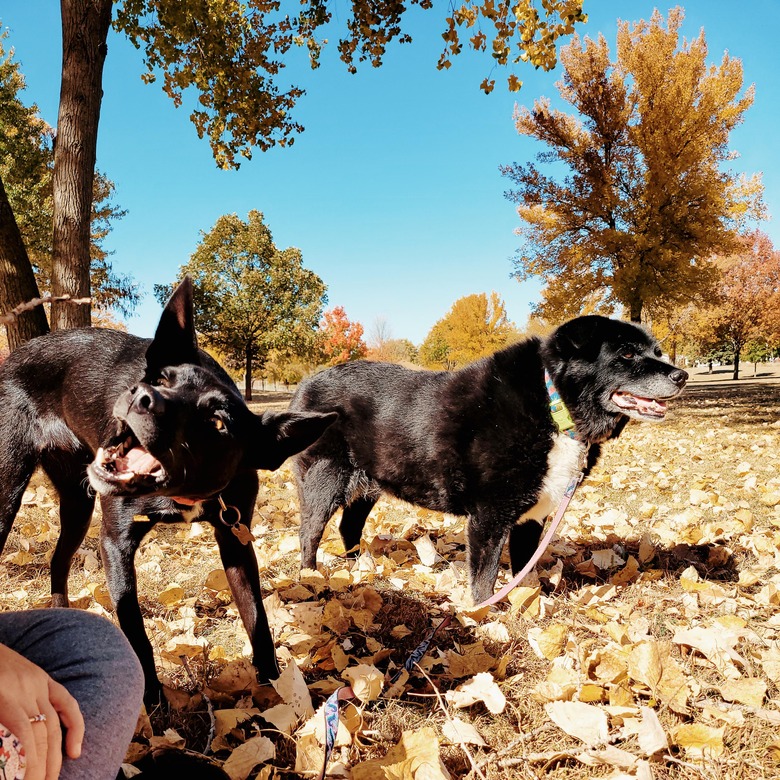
[295, 458, 351, 570]
[339, 497, 377, 559]
[0, 389, 42, 554]
[508, 519, 544, 577]
[0, 418, 39, 552]
[0, 452, 38, 556]
[42, 450, 96, 607]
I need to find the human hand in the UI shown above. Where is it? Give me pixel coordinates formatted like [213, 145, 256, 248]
[0, 643, 84, 780]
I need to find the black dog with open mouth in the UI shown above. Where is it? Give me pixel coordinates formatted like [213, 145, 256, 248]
[0, 279, 335, 703]
[290, 315, 687, 603]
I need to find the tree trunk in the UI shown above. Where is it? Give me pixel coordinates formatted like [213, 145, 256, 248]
[732, 344, 741, 381]
[629, 298, 643, 323]
[669, 335, 677, 365]
[0, 174, 50, 349]
[244, 341, 253, 401]
[50, 0, 112, 330]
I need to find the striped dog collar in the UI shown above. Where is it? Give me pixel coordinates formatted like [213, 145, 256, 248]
[544, 369, 577, 438]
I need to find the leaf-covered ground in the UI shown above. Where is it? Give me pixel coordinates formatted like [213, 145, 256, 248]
[2, 368, 780, 779]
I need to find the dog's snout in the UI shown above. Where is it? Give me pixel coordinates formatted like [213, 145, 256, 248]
[670, 368, 688, 387]
[131, 384, 165, 415]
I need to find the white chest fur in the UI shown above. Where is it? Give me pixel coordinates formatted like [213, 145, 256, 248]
[520, 434, 586, 523]
[178, 502, 205, 523]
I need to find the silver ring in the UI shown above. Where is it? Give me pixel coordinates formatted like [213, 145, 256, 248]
[29, 713, 47, 723]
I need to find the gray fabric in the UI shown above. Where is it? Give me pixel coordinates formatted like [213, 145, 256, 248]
[0, 609, 143, 780]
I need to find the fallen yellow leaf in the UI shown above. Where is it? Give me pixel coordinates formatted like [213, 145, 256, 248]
[718, 678, 767, 708]
[351, 727, 451, 779]
[673, 723, 725, 759]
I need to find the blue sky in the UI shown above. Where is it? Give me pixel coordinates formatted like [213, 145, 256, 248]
[3, 1, 778, 344]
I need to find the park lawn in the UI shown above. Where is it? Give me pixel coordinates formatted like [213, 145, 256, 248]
[1, 369, 780, 779]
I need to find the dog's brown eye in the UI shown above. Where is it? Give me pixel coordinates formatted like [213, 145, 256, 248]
[154, 376, 171, 388]
[211, 417, 225, 431]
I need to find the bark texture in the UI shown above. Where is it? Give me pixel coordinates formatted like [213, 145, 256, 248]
[0, 175, 50, 350]
[50, 0, 112, 330]
[244, 341, 253, 401]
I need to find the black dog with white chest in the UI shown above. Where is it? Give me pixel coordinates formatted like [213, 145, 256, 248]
[0, 279, 336, 703]
[290, 316, 687, 603]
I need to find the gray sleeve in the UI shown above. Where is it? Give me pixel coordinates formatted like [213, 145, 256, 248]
[0, 609, 143, 780]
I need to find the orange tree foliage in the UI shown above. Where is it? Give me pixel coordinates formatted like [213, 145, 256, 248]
[689, 231, 780, 380]
[319, 306, 368, 365]
[419, 291, 515, 369]
[502, 7, 764, 324]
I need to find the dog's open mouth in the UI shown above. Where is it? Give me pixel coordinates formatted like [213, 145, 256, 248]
[94, 428, 166, 484]
[611, 391, 668, 419]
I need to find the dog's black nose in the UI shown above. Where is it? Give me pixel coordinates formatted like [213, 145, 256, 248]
[670, 369, 688, 386]
[131, 383, 165, 415]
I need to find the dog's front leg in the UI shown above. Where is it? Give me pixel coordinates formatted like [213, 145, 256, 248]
[212, 472, 280, 682]
[466, 508, 518, 604]
[508, 519, 544, 576]
[99, 498, 163, 705]
[213, 523, 280, 682]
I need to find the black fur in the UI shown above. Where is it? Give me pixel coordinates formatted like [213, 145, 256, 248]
[0, 279, 336, 704]
[289, 316, 687, 603]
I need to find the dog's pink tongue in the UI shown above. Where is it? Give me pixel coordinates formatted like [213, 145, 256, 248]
[123, 446, 162, 475]
[636, 397, 667, 415]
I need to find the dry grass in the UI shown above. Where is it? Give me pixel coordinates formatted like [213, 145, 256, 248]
[2, 365, 780, 778]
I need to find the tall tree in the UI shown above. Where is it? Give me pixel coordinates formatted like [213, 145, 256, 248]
[502, 7, 764, 323]
[1, 1, 586, 343]
[0, 36, 136, 340]
[690, 231, 780, 380]
[50, 0, 112, 330]
[0, 34, 51, 348]
[319, 306, 367, 366]
[156, 210, 327, 400]
[0, 176, 49, 350]
[419, 292, 515, 369]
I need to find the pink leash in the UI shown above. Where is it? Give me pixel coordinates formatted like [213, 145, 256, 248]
[316, 466, 585, 778]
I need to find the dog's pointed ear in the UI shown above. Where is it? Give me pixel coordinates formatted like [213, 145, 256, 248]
[250, 411, 338, 471]
[145, 277, 200, 372]
[545, 316, 604, 361]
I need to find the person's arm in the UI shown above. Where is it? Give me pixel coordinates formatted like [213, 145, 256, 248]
[0, 643, 84, 780]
